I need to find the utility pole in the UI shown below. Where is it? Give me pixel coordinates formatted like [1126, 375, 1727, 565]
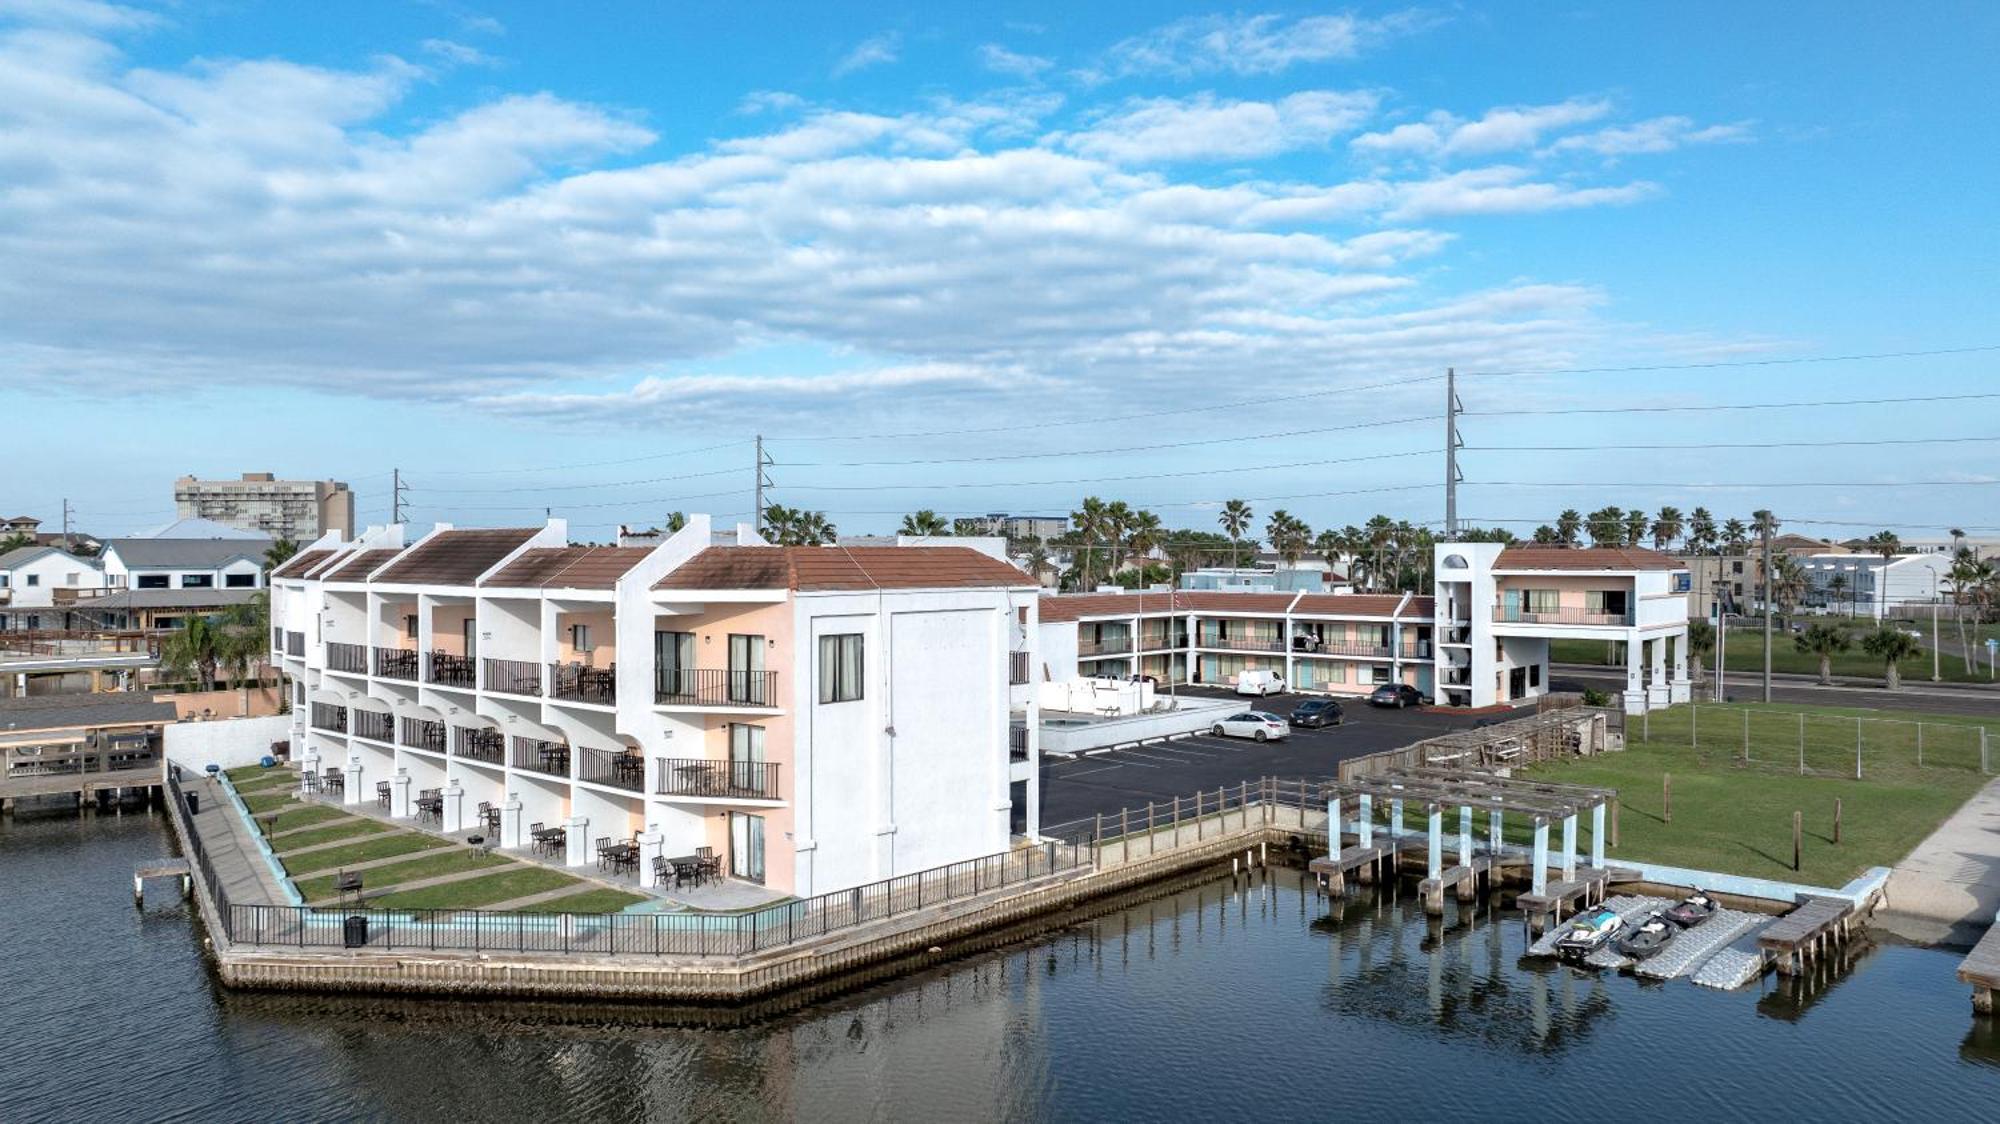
[61, 498, 73, 553]
[1443, 368, 1462, 540]
[1762, 516, 1775, 704]
[753, 435, 773, 532]
[1932, 572, 1942, 682]
[390, 468, 407, 524]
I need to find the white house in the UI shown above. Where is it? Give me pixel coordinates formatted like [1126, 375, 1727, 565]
[100, 538, 267, 593]
[0, 546, 106, 630]
[1801, 552, 1956, 619]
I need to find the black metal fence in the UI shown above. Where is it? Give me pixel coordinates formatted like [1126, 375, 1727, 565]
[484, 658, 542, 696]
[653, 668, 778, 707]
[654, 757, 781, 799]
[374, 647, 418, 680]
[511, 737, 569, 775]
[399, 717, 445, 753]
[326, 642, 367, 674]
[549, 661, 616, 705]
[424, 651, 475, 688]
[453, 726, 506, 765]
[309, 702, 347, 733]
[352, 710, 393, 743]
[577, 745, 643, 792]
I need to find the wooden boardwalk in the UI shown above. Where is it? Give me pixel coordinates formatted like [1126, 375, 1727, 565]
[0, 764, 162, 803]
[1757, 895, 1859, 976]
[1956, 921, 2000, 1013]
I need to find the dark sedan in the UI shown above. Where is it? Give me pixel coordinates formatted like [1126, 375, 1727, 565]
[1289, 698, 1345, 728]
[1368, 683, 1425, 709]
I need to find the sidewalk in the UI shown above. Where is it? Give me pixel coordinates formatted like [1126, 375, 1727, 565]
[185, 775, 291, 907]
[1882, 776, 2000, 942]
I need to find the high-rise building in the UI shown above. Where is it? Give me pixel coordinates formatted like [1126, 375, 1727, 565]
[174, 473, 354, 541]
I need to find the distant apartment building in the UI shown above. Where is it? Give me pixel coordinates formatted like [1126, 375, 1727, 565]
[1678, 552, 1761, 616]
[269, 515, 1041, 898]
[1801, 552, 1955, 619]
[175, 473, 355, 540]
[980, 513, 1069, 540]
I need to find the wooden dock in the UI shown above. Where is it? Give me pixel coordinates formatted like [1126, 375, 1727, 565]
[1757, 895, 1863, 976]
[1956, 921, 2000, 1014]
[134, 857, 191, 904]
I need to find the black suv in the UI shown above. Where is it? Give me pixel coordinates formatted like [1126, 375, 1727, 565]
[1289, 698, 1345, 728]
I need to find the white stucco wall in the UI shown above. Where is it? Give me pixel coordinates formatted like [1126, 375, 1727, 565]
[164, 714, 293, 770]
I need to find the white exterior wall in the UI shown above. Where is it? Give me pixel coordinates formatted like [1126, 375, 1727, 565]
[0, 550, 104, 609]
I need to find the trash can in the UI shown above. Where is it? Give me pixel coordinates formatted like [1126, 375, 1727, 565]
[185, 792, 200, 815]
[344, 915, 368, 948]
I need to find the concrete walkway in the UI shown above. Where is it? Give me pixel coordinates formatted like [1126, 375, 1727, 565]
[1883, 776, 2000, 942]
[185, 776, 291, 907]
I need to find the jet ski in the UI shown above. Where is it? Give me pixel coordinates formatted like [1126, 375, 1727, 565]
[1662, 891, 1718, 928]
[1553, 908, 1624, 961]
[1612, 912, 1678, 960]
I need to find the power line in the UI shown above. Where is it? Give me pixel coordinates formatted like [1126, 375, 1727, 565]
[411, 486, 745, 513]
[783, 414, 1433, 468]
[1464, 390, 2000, 417]
[1467, 479, 1997, 490]
[408, 465, 744, 496]
[773, 449, 1432, 492]
[408, 441, 742, 477]
[1461, 515, 2000, 532]
[797, 482, 1438, 518]
[1470, 435, 2000, 452]
[1460, 343, 2000, 378]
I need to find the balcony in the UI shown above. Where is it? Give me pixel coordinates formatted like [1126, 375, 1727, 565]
[309, 703, 347, 734]
[1492, 606, 1633, 627]
[453, 726, 506, 766]
[654, 757, 781, 800]
[424, 651, 476, 689]
[1010, 726, 1030, 763]
[1199, 635, 1285, 653]
[374, 647, 419, 681]
[577, 745, 644, 793]
[653, 668, 779, 708]
[352, 710, 393, 743]
[285, 631, 304, 658]
[1077, 636, 1133, 656]
[511, 736, 570, 777]
[548, 661, 616, 706]
[1293, 638, 1390, 658]
[271, 626, 281, 650]
[1009, 650, 1031, 685]
[399, 717, 445, 754]
[327, 641, 368, 674]
[484, 657, 543, 697]
[1139, 633, 1190, 651]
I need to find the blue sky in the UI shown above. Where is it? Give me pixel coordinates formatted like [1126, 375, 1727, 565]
[1, 1, 1995, 542]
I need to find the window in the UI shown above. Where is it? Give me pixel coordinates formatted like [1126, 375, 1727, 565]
[65, 572, 79, 586]
[1731, 561, 1743, 575]
[135, 574, 167, 589]
[819, 633, 864, 703]
[1584, 590, 1629, 616]
[24, 574, 38, 587]
[1529, 664, 1542, 688]
[27, 614, 41, 629]
[0, 574, 8, 587]
[655, 630, 694, 695]
[1368, 665, 1392, 684]
[571, 623, 593, 653]
[728, 634, 767, 704]
[405, 614, 419, 640]
[181, 574, 213, 588]
[1522, 589, 1559, 614]
[729, 723, 765, 765]
[225, 573, 255, 588]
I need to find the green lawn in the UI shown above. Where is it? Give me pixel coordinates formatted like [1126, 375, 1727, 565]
[294, 848, 512, 902]
[270, 819, 393, 852]
[226, 764, 285, 784]
[514, 888, 651, 914]
[257, 804, 348, 835]
[365, 866, 581, 911]
[233, 774, 299, 796]
[240, 791, 298, 815]
[282, 832, 453, 876]
[1551, 626, 1988, 684]
[1523, 702, 1991, 886]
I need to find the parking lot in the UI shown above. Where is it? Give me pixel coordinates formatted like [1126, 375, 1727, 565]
[1039, 687, 1501, 834]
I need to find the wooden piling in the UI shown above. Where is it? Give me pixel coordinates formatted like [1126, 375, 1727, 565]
[1793, 810, 1803, 872]
[1663, 773, 1672, 825]
[1834, 798, 1842, 845]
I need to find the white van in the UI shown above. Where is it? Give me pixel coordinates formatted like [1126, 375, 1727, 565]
[1234, 669, 1286, 696]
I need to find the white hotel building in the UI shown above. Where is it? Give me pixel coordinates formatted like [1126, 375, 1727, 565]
[1036, 544, 1692, 715]
[270, 515, 1040, 899]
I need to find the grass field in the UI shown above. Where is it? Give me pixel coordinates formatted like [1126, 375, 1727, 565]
[282, 832, 454, 875]
[257, 804, 348, 834]
[365, 866, 580, 910]
[515, 888, 651, 914]
[293, 848, 511, 902]
[270, 819, 393, 852]
[1524, 702, 1992, 886]
[1550, 626, 1988, 684]
[240, 790, 298, 815]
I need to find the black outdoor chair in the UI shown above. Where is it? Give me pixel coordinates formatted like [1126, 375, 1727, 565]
[594, 835, 613, 870]
[651, 855, 676, 890]
[376, 781, 391, 809]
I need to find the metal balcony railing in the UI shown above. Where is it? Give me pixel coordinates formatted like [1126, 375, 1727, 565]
[1009, 650, 1031, 685]
[1199, 635, 1285, 652]
[327, 642, 368, 674]
[1077, 636, 1133, 656]
[374, 647, 419, 680]
[1492, 606, 1634, 627]
[578, 745, 644, 792]
[453, 726, 506, 766]
[399, 717, 445, 754]
[1010, 726, 1030, 762]
[654, 757, 781, 800]
[484, 657, 543, 697]
[424, 651, 476, 688]
[548, 661, 616, 706]
[352, 710, 393, 742]
[309, 703, 347, 733]
[1139, 633, 1190, 651]
[653, 668, 779, 708]
[511, 737, 569, 776]
[285, 632, 304, 657]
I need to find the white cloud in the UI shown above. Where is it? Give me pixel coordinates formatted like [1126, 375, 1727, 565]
[1386, 166, 1658, 220]
[1102, 10, 1439, 77]
[1548, 116, 1754, 156]
[421, 38, 499, 67]
[833, 32, 899, 77]
[736, 89, 805, 115]
[474, 362, 1047, 425]
[1051, 90, 1376, 164]
[978, 43, 1052, 80]
[0, 0, 158, 30]
[1355, 98, 1614, 159]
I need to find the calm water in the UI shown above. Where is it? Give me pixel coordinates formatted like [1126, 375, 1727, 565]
[4, 808, 1997, 1123]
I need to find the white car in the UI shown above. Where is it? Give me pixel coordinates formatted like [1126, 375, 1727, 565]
[1211, 712, 1290, 742]
[1234, 669, 1287, 696]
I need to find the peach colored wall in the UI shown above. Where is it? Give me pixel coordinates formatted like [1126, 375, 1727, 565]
[663, 599, 796, 891]
[154, 686, 282, 718]
[430, 605, 473, 655]
[1495, 575, 1636, 608]
[557, 609, 617, 666]
[379, 599, 419, 643]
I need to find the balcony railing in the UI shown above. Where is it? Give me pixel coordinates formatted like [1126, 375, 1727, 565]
[654, 757, 781, 800]
[1293, 639, 1390, 658]
[653, 668, 779, 708]
[1138, 633, 1190, 651]
[374, 647, 419, 681]
[578, 745, 644, 792]
[1009, 650, 1031, 685]
[548, 661, 616, 706]
[1198, 635, 1285, 653]
[1077, 636, 1133, 656]
[1010, 726, 1030, 763]
[424, 651, 476, 689]
[399, 717, 445, 754]
[352, 710, 393, 743]
[1492, 606, 1634, 627]
[453, 726, 506, 766]
[511, 736, 570, 776]
[271, 627, 282, 651]
[484, 657, 543, 697]
[327, 642, 368, 674]
[285, 631, 304, 657]
[309, 703, 347, 734]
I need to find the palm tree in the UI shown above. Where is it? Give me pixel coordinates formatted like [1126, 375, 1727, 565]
[1072, 497, 1109, 590]
[1794, 622, 1851, 686]
[1126, 510, 1164, 571]
[1770, 554, 1808, 619]
[1860, 626, 1922, 690]
[1720, 518, 1749, 555]
[1103, 501, 1135, 575]
[1313, 529, 1343, 576]
[1532, 524, 1561, 545]
[1586, 506, 1625, 547]
[1022, 541, 1053, 588]
[1686, 619, 1715, 684]
[1555, 509, 1582, 548]
[1827, 571, 1850, 616]
[158, 610, 262, 693]
[1686, 507, 1717, 555]
[1364, 515, 1395, 592]
[1949, 527, 1965, 557]
[1863, 530, 1902, 616]
[1623, 508, 1650, 547]
[1265, 511, 1310, 569]
[900, 509, 948, 537]
[1651, 506, 1684, 552]
[1219, 500, 1252, 573]
[665, 511, 687, 533]
[1946, 554, 1996, 672]
[263, 537, 299, 573]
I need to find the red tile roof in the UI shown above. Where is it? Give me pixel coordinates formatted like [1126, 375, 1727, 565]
[1038, 590, 1430, 623]
[372, 528, 540, 586]
[269, 548, 332, 580]
[484, 546, 653, 590]
[1493, 546, 1685, 572]
[655, 546, 1034, 592]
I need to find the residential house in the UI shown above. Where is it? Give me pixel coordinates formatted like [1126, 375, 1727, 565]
[0, 546, 106, 631]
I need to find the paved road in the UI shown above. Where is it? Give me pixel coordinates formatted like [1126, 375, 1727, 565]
[1551, 667, 2000, 718]
[1038, 688, 1495, 833]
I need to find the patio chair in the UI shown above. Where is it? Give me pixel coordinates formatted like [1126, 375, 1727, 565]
[651, 855, 676, 890]
[376, 781, 391, 809]
[528, 821, 545, 853]
[594, 835, 612, 870]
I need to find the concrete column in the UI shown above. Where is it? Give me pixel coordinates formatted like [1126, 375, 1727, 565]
[636, 825, 666, 887]
[1648, 635, 1670, 709]
[1458, 805, 1472, 868]
[440, 780, 465, 833]
[500, 793, 525, 849]
[1426, 804, 1442, 879]
[1489, 809, 1503, 857]
[1623, 633, 1646, 714]
[344, 755, 364, 806]
[1390, 798, 1404, 841]
[389, 770, 412, 819]
[1561, 812, 1577, 881]
[1531, 817, 1549, 896]
[1326, 795, 1342, 854]
[1590, 803, 1606, 868]
[564, 814, 591, 867]
[1357, 793, 1373, 850]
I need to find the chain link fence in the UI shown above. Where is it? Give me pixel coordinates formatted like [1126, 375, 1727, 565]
[1632, 702, 1992, 781]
